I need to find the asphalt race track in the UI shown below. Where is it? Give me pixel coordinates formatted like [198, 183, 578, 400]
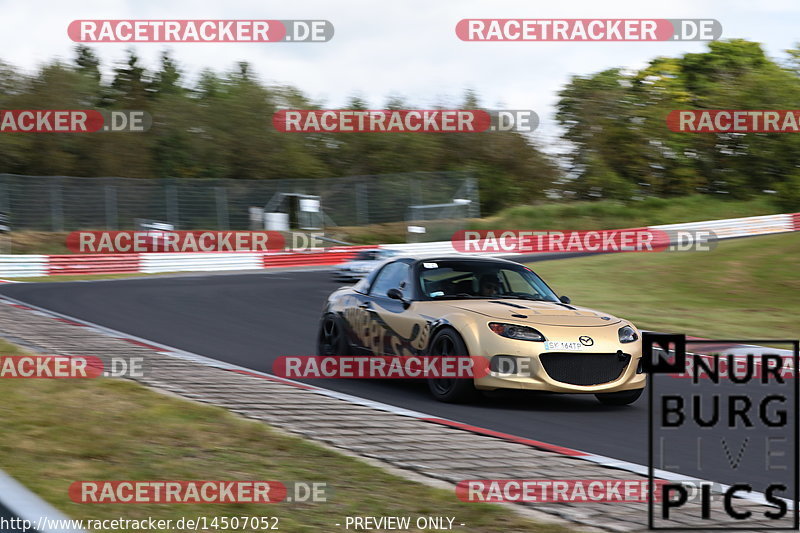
[1, 268, 795, 500]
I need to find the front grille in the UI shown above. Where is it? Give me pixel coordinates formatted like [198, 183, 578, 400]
[539, 352, 630, 386]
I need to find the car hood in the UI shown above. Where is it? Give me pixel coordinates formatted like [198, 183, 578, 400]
[444, 299, 624, 327]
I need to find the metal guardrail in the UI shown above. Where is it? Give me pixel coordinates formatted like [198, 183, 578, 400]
[389, 212, 799, 256]
[141, 253, 262, 273]
[0, 255, 47, 277]
[0, 248, 373, 277]
[0, 213, 796, 278]
[650, 213, 795, 238]
[141, 247, 373, 274]
[48, 255, 141, 276]
[261, 247, 373, 269]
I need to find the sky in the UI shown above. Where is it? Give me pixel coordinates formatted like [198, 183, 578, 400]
[1, 0, 798, 148]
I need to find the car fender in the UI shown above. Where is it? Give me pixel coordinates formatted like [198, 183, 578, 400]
[428, 312, 484, 356]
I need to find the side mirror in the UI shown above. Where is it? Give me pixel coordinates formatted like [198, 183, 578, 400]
[387, 288, 410, 308]
[559, 295, 571, 304]
[387, 288, 404, 300]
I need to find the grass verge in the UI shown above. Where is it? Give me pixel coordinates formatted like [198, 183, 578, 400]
[475, 195, 781, 232]
[0, 351, 569, 533]
[0, 337, 32, 355]
[323, 195, 782, 244]
[529, 232, 799, 340]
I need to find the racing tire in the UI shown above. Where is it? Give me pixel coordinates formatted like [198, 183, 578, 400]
[595, 388, 643, 406]
[316, 313, 348, 357]
[426, 328, 479, 403]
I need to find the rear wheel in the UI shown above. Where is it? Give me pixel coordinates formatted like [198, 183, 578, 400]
[595, 388, 643, 406]
[316, 313, 348, 356]
[426, 328, 479, 403]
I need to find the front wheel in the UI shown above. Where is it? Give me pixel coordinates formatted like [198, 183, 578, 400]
[595, 388, 643, 406]
[426, 328, 479, 403]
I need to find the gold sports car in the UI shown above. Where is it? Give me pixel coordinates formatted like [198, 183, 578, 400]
[317, 255, 645, 404]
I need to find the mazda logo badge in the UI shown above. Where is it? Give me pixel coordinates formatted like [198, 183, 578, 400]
[579, 336, 594, 346]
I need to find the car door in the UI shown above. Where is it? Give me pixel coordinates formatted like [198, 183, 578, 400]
[366, 260, 429, 356]
[342, 261, 401, 355]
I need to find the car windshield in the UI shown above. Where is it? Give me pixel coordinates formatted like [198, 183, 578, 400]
[418, 260, 560, 302]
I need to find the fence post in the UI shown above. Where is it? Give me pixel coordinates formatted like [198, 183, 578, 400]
[411, 176, 422, 208]
[466, 174, 480, 218]
[215, 186, 229, 230]
[356, 182, 368, 225]
[50, 179, 64, 232]
[0, 180, 9, 218]
[105, 185, 118, 230]
[165, 181, 178, 228]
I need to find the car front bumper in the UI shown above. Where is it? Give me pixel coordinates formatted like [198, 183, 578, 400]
[473, 352, 646, 393]
[465, 324, 646, 393]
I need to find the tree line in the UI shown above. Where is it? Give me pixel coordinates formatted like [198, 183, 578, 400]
[556, 39, 800, 210]
[0, 40, 798, 214]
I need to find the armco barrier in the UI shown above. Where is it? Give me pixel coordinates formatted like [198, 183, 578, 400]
[141, 252, 262, 274]
[140, 247, 375, 274]
[0, 213, 796, 277]
[0, 255, 48, 277]
[650, 213, 794, 239]
[391, 212, 799, 257]
[48, 254, 141, 276]
[262, 247, 373, 269]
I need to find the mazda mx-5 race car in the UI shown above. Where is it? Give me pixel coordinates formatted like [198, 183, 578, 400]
[316, 255, 646, 404]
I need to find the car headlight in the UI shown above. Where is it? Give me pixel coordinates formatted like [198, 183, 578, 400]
[618, 325, 638, 343]
[489, 322, 545, 342]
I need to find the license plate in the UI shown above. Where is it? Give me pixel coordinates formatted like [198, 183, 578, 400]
[544, 341, 584, 351]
